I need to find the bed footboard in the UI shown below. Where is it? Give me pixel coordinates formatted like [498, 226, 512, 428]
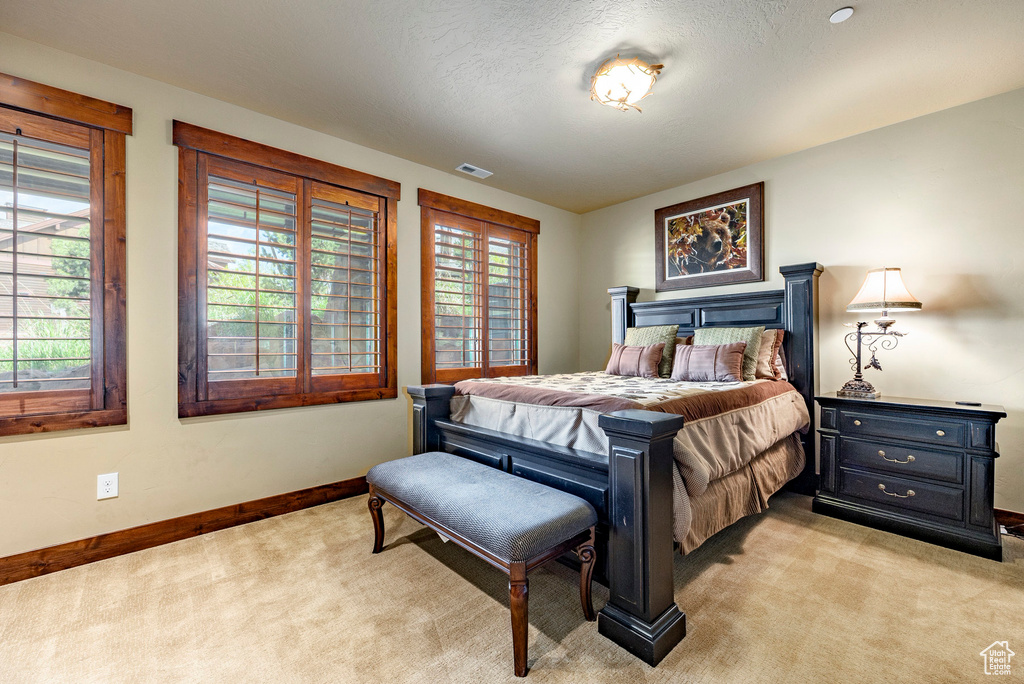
[407, 385, 686, 665]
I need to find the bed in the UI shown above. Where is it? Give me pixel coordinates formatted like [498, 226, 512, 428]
[406, 262, 823, 665]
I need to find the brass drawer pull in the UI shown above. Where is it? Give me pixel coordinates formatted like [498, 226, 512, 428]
[853, 420, 862, 426]
[878, 483, 915, 498]
[878, 450, 915, 464]
[936, 429, 945, 437]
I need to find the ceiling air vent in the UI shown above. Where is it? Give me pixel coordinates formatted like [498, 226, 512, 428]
[456, 163, 493, 179]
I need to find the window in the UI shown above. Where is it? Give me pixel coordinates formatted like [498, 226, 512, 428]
[419, 189, 538, 384]
[0, 72, 130, 436]
[174, 122, 399, 417]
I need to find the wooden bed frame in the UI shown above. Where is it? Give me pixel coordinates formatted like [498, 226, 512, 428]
[407, 263, 822, 665]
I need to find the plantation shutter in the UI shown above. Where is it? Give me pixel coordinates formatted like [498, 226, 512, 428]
[486, 227, 531, 374]
[0, 71, 130, 434]
[431, 213, 484, 382]
[308, 182, 386, 391]
[425, 204, 535, 384]
[186, 148, 391, 409]
[0, 123, 97, 410]
[201, 158, 302, 401]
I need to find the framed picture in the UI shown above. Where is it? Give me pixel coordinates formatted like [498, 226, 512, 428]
[655, 181, 764, 291]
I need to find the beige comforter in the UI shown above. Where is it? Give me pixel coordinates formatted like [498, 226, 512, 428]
[452, 372, 810, 541]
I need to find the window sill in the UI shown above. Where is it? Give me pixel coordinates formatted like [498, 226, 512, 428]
[0, 407, 127, 437]
[178, 386, 398, 418]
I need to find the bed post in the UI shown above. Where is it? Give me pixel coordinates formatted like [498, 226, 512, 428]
[780, 263, 823, 494]
[597, 410, 687, 666]
[407, 385, 456, 454]
[608, 286, 639, 345]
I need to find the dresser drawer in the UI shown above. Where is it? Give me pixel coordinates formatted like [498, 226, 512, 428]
[838, 468, 964, 522]
[839, 437, 963, 485]
[839, 410, 963, 448]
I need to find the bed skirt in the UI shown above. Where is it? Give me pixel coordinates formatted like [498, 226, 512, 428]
[679, 432, 805, 553]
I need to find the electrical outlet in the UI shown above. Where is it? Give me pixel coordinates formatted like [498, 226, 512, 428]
[97, 472, 118, 500]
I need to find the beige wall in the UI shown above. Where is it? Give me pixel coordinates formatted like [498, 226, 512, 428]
[579, 87, 1024, 511]
[3, 31, 1022, 560]
[0, 34, 582, 557]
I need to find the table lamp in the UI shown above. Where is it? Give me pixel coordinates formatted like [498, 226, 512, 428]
[837, 267, 922, 399]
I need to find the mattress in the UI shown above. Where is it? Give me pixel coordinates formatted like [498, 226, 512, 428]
[450, 371, 810, 542]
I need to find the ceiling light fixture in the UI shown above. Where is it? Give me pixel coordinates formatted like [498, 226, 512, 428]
[590, 55, 663, 113]
[829, 6, 854, 23]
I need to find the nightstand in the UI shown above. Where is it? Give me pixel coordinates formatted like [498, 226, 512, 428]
[813, 393, 1006, 560]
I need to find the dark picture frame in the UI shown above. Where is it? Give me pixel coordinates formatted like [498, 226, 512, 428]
[655, 181, 764, 291]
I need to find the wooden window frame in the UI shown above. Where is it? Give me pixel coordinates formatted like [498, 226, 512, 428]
[0, 73, 131, 436]
[419, 189, 538, 385]
[174, 122, 399, 418]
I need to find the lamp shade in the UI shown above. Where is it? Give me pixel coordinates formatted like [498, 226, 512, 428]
[846, 268, 922, 313]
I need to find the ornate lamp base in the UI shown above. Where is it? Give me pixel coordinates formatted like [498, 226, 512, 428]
[837, 378, 880, 399]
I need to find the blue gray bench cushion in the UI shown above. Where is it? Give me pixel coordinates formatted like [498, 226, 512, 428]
[367, 452, 598, 563]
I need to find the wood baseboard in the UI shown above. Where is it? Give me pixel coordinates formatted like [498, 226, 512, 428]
[0, 476, 368, 586]
[996, 508, 1024, 528]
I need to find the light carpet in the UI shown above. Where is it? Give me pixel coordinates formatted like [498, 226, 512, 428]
[1, 492, 1021, 683]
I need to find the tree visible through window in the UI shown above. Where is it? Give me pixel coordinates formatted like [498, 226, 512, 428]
[419, 189, 538, 384]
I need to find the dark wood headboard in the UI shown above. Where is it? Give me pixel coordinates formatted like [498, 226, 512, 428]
[608, 263, 823, 492]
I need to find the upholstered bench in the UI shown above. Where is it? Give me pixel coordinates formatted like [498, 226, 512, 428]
[366, 451, 598, 677]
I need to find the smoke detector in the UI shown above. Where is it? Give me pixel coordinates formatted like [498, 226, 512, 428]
[456, 163, 493, 179]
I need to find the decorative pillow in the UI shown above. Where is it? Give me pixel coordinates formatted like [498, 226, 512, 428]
[670, 342, 746, 382]
[755, 329, 785, 380]
[675, 335, 693, 348]
[776, 346, 789, 381]
[624, 325, 679, 378]
[692, 325, 765, 381]
[605, 342, 665, 379]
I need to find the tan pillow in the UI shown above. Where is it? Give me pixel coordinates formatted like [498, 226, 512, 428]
[675, 335, 693, 348]
[670, 342, 746, 382]
[776, 346, 789, 381]
[755, 329, 786, 380]
[605, 342, 665, 379]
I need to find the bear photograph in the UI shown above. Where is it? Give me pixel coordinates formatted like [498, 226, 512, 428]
[654, 182, 764, 291]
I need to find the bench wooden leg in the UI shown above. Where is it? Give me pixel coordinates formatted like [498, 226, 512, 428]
[577, 528, 597, 622]
[509, 563, 529, 677]
[367, 490, 386, 554]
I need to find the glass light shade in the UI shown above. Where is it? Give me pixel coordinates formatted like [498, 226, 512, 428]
[590, 56, 663, 112]
[846, 267, 922, 313]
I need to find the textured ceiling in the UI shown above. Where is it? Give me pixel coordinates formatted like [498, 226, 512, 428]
[2, 0, 1023, 213]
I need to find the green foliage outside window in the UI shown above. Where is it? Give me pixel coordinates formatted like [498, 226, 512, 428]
[0, 225, 92, 376]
